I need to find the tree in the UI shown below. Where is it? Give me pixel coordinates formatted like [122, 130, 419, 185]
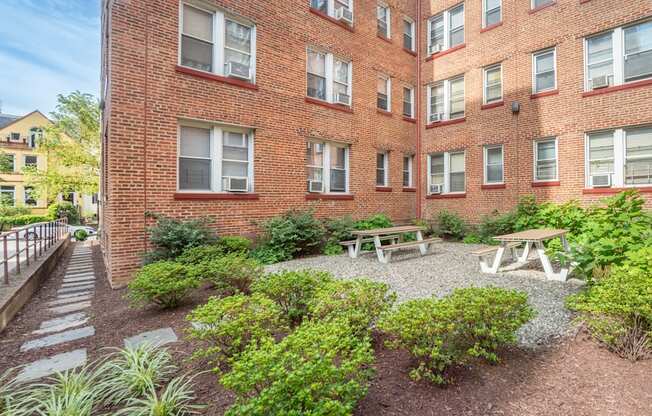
[24, 91, 100, 201]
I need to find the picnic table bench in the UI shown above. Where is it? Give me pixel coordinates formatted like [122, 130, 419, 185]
[345, 225, 441, 263]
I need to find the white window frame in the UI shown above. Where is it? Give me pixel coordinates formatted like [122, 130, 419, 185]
[532, 48, 557, 94]
[482, 0, 501, 28]
[306, 48, 353, 106]
[483, 144, 504, 185]
[403, 86, 414, 117]
[176, 122, 255, 193]
[377, 3, 391, 38]
[427, 151, 466, 194]
[24, 187, 37, 206]
[403, 155, 413, 187]
[2, 154, 15, 172]
[179, 2, 257, 82]
[427, 3, 464, 54]
[403, 17, 415, 51]
[377, 75, 391, 111]
[24, 155, 37, 169]
[533, 137, 558, 182]
[583, 20, 652, 91]
[307, 140, 350, 194]
[310, 0, 354, 22]
[483, 63, 503, 104]
[0, 186, 15, 206]
[376, 151, 389, 186]
[531, 0, 554, 9]
[427, 75, 464, 121]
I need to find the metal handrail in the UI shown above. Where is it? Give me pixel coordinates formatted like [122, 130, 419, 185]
[1, 218, 68, 285]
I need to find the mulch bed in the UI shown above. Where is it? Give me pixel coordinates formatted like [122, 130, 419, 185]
[1, 242, 650, 415]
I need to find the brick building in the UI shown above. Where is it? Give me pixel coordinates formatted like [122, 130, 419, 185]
[101, 0, 652, 286]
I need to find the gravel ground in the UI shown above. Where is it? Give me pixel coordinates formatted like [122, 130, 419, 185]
[266, 242, 586, 348]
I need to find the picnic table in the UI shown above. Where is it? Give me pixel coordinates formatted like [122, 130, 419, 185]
[473, 229, 572, 281]
[344, 225, 440, 264]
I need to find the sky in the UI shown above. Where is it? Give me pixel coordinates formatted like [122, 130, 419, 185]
[0, 0, 101, 116]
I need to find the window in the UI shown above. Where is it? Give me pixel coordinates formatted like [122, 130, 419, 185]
[377, 4, 390, 38]
[403, 155, 413, 187]
[484, 145, 504, 184]
[403, 86, 414, 117]
[307, 49, 352, 105]
[483, 0, 501, 28]
[306, 141, 349, 193]
[532, 48, 556, 93]
[428, 3, 464, 54]
[24, 186, 36, 206]
[178, 123, 254, 192]
[28, 128, 42, 148]
[24, 155, 37, 168]
[483, 64, 502, 104]
[10, 133, 19, 141]
[584, 20, 652, 91]
[585, 127, 652, 187]
[376, 152, 389, 186]
[403, 18, 415, 50]
[534, 138, 558, 182]
[531, 0, 554, 9]
[427, 151, 465, 194]
[377, 75, 391, 111]
[0, 186, 15, 206]
[428, 75, 464, 122]
[180, 3, 256, 81]
[0, 154, 14, 173]
[310, 0, 353, 23]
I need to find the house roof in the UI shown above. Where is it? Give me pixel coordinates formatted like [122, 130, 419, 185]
[0, 113, 19, 129]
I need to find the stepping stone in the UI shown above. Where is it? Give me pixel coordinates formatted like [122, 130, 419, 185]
[49, 301, 92, 315]
[16, 349, 87, 382]
[58, 290, 93, 299]
[21, 326, 95, 352]
[47, 294, 92, 306]
[124, 327, 177, 349]
[64, 272, 95, 279]
[67, 267, 94, 272]
[63, 276, 95, 284]
[68, 261, 93, 265]
[58, 285, 95, 295]
[62, 281, 95, 288]
[33, 316, 89, 335]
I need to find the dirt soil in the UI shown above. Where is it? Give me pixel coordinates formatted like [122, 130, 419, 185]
[0, 243, 650, 416]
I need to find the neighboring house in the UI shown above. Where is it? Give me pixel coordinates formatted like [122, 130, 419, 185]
[0, 110, 98, 217]
[100, 0, 652, 286]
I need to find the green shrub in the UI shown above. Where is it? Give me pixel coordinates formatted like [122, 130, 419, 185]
[567, 247, 652, 361]
[477, 211, 517, 242]
[379, 287, 535, 385]
[115, 374, 204, 416]
[0, 214, 52, 231]
[0, 204, 30, 217]
[191, 254, 263, 295]
[74, 229, 89, 241]
[127, 261, 199, 308]
[323, 216, 355, 254]
[187, 294, 287, 371]
[217, 236, 252, 255]
[220, 319, 374, 416]
[354, 213, 392, 230]
[250, 245, 288, 265]
[309, 278, 396, 334]
[48, 201, 80, 224]
[251, 270, 334, 325]
[462, 233, 483, 244]
[434, 210, 467, 240]
[514, 197, 587, 236]
[254, 209, 325, 263]
[144, 215, 216, 263]
[323, 241, 344, 255]
[177, 244, 226, 265]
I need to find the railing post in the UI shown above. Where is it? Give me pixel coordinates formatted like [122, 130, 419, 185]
[25, 227, 29, 267]
[3, 235, 8, 285]
[15, 230, 20, 274]
[39, 224, 43, 256]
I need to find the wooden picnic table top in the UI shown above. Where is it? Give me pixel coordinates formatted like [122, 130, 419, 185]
[494, 228, 568, 243]
[351, 225, 426, 236]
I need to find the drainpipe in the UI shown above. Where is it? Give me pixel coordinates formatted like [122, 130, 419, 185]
[415, 0, 422, 219]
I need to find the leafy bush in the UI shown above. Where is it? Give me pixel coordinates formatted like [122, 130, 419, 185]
[48, 201, 80, 225]
[434, 210, 467, 240]
[251, 269, 334, 325]
[0, 204, 30, 217]
[178, 237, 252, 265]
[309, 278, 396, 334]
[323, 216, 355, 255]
[127, 261, 199, 308]
[354, 213, 392, 230]
[323, 241, 344, 255]
[462, 233, 483, 244]
[217, 236, 252, 255]
[514, 197, 587, 236]
[567, 247, 652, 360]
[220, 319, 374, 416]
[379, 287, 535, 385]
[144, 215, 216, 263]
[254, 209, 325, 263]
[191, 254, 263, 295]
[74, 229, 89, 241]
[0, 214, 52, 231]
[187, 294, 287, 371]
[477, 211, 517, 243]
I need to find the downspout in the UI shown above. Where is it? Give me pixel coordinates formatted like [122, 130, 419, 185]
[143, 1, 149, 252]
[415, 0, 422, 219]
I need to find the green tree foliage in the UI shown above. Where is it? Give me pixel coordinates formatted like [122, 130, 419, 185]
[49, 201, 81, 224]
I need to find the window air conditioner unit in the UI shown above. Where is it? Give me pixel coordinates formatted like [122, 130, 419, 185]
[224, 176, 248, 192]
[335, 8, 353, 24]
[590, 174, 611, 188]
[429, 44, 441, 54]
[429, 113, 443, 123]
[226, 62, 251, 80]
[335, 93, 350, 105]
[308, 180, 324, 193]
[430, 184, 442, 194]
[590, 75, 612, 90]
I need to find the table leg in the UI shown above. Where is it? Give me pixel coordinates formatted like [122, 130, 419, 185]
[374, 235, 387, 263]
[535, 241, 557, 280]
[351, 235, 363, 259]
[416, 230, 428, 255]
[518, 242, 531, 263]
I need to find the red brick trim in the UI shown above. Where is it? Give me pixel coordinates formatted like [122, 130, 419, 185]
[582, 187, 652, 194]
[480, 22, 503, 33]
[481, 183, 506, 190]
[375, 186, 393, 192]
[403, 48, 417, 57]
[582, 78, 652, 98]
[426, 193, 466, 199]
[174, 192, 260, 200]
[426, 117, 466, 129]
[530, 89, 559, 99]
[425, 43, 466, 62]
[531, 181, 560, 187]
[529, 1, 556, 14]
[305, 97, 353, 113]
[377, 34, 392, 44]
[481, 101, 504, 110]
[377, 109, 393, 117]
[309, 8, 355, 32]
[175, 66, 258, 90]
[402, 116, 417, 123]
[402, 187, 416, 192]
[305, 193, 355, 200]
